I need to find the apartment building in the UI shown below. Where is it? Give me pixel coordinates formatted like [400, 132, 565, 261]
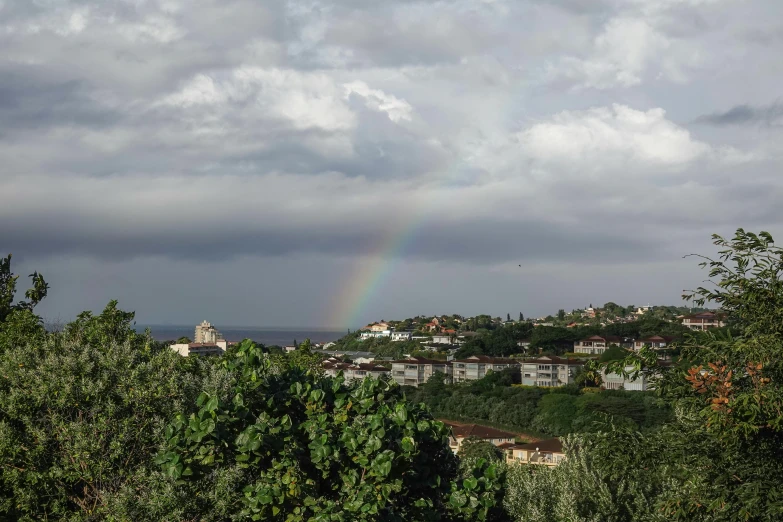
[321, 359, 390, 380]
[451, 355, 520, 383]
[681, 311, 725, 330]
[573, 335, 624, 355]
[194, 320, 223, 344]
[520, 356, 585, 387]
[633, 335, 676, 351]
[390, 356, 452, 387]
[500, 438, 565, 466]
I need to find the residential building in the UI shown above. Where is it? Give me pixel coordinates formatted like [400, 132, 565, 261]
[444, 422, 516, 453]
[599, 363, 669, 391]
[284, 345, 296, 353]
[573, 335, 623, 355]
[315, 350, 377, 364]
[359, 329, 392, 340]
[431, 334, 454, 344]
[451, 355, 520, 383]
[322, 359, 390, 380]
[500, 438, 565, 466]
[582, 307, 597, 319]
[171, 339, 232, 357]
[517, 339, 531, 350]
[520, 356, 585, 387]
[391, 331, 412, 342]
[370, 323, 391, 332]
[194, 320, 223, 344]
[681, 311, 726, 330]
[390, 356, 452, 387]
[633, 335, 676, 351]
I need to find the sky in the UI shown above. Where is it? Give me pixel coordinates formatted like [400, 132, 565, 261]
[2, 0, 782, 328]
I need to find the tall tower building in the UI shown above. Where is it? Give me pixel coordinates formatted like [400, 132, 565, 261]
[194, 320, 222, 343]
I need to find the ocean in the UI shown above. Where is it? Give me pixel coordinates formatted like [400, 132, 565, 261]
[137, 325, 348, 347]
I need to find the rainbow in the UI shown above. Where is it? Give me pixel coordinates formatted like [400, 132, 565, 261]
[326, 203, 426, 329]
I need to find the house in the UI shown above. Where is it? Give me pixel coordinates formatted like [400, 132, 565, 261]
[681, 311, 725, 330]
[633, 335, 676, 351]
[284, 345, 296, 353]
[500, 438, 565, 466]
[444, 422, 516, 453]
[582, 307, 597, 319]
[431, 334, 454, 344]
[423, 322, 439, 332]
[634, 305, 653, 316]
[573, 335, 623, 355]
[391, 331, 412, 342]
[517, 339, 531, 349]
[171, 339, 233, 357]
[390, 356, 452, 387]
[451, 355, 520, 383]
[520, 356, 585, 387]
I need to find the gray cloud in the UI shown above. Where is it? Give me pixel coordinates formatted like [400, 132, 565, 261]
[2, 0, 783, 326]
[694, 102, 783, 126]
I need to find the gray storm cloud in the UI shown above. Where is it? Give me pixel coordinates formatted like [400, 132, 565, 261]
[2, 0, 783, 325]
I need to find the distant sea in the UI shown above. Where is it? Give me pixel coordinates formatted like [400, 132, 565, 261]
[137, 325, 348, 347]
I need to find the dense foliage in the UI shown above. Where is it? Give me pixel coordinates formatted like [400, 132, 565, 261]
[156, 339, 500, 521]
[407, 370, 671, 437]
[0, 256, 501, 521]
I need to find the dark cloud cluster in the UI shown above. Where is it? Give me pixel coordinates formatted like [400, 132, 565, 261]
[2, 0, 783, 325]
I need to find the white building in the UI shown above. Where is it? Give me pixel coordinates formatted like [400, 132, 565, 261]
[520, 356, 585, 387]
[391, 331, 412, 342]
[390, 356, 452, 387]
[194, 320, 223, 344]
[171, 339, 230, 357]
[359, 330, 392, 340]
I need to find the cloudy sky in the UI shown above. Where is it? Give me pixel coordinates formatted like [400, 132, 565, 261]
[2, 0, 782, 328]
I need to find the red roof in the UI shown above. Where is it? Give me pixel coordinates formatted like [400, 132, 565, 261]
[390, 356, 450, 365]
[452, 355, 520, 365]
[443, 422, 516, 440]
[514, 438, 563, 454]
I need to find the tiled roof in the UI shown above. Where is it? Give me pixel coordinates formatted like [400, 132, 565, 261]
[514, 438, 564, 454]
[390, 356, 451, 365]
[444, 422, 516, 440]
[452, 355, 520, 365]
[521, 356, 586, 366]
[579, 335, 623, 343]
[636, 335, 677, 343]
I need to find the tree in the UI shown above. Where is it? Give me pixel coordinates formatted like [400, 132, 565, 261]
[519, 312, 524, 322]
[457, 436, 503, 463]
[0, 254, 48, 324]
[506, 313, 511, 322]
[157, 340, 502, 521]
[0, 301, 211, 521]
[557, 309, 565, 321]
[599, 229, 783, 521]
[176, 336, 192, 344]
[597, 344, 628, 363]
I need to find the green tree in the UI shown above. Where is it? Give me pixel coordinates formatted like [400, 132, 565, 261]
[177, 336, 192, 344]
[0, 302, 212, 521]
[157, 340, 501, 521]
[457, 436, 503, 463]
[0, 254, 48, 324]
